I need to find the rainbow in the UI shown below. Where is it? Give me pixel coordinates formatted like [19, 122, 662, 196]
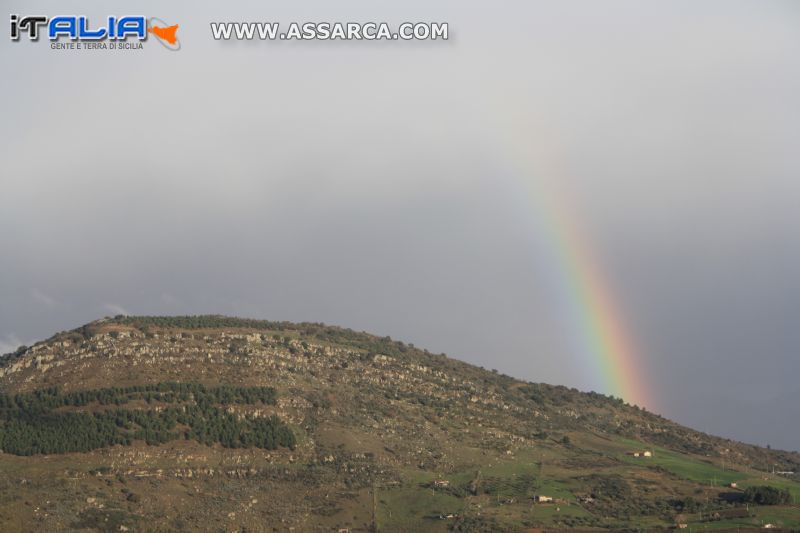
[498, 140, 652, 410]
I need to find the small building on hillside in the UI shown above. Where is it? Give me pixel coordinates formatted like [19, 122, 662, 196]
[627, 450, 653, 458]
[535, 495, 553, 503]
[432, 479, 450, 488]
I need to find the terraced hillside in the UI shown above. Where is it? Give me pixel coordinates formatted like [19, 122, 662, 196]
[0, 316, 798, 531]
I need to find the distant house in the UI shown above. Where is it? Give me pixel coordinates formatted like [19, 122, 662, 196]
[535, 495, 553, 503]
[627, 450, 653, 458]
[730, 482, 738, 488]
[432, 479, 450, 488]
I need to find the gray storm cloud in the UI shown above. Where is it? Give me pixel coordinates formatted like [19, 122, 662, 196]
[1, 0, 798, 449]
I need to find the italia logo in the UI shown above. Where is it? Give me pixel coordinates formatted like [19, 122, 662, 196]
[9, 15, 180, 50]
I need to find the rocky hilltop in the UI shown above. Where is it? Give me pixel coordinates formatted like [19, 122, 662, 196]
[0, 316, 798, 531]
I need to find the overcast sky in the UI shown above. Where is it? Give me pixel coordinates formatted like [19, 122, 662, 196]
[1, 1, 798, 450]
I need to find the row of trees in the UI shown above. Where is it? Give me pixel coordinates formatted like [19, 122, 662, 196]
[117, 315, 291, 331]
[0, 384, 294, 456]
[0, 407, 295, 455]
[0, 382, 277, 414]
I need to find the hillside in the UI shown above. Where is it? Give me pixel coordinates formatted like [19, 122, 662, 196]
[0, 316, 798, 531]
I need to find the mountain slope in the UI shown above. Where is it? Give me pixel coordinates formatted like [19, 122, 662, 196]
[0, 316, 798, 531]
